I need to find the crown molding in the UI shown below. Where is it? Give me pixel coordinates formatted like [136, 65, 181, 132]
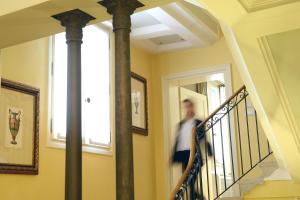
[239, 0, 300, 12]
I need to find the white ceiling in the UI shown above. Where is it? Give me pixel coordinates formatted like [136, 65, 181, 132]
[128, 0, 221, 53]
[131, 12, 161, 29]
[102, 0, 221, 53]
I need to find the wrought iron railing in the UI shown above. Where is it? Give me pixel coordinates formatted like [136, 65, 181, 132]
[170, 86, 273, 200]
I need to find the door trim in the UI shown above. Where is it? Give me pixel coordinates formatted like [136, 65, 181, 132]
[161, 64, 235, 198]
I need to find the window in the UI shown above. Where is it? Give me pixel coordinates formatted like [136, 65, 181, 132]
[49, 25, 112, 154]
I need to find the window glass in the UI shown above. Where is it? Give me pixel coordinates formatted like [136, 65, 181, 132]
[51, 25, 111, 148]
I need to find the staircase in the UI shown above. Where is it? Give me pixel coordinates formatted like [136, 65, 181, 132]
[170, 86, 275, 200]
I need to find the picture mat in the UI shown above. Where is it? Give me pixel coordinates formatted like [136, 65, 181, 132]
[131, 78, 146, 128]
[0, 87, 34, 165]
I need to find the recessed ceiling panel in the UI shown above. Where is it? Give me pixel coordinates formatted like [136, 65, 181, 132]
[131, 11, 161, 29]
[150, 34, 185, 45]
[130, 2, 221, 53]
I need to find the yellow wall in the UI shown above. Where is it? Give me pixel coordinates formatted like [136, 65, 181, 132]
[151, 38, 245, 199]
[244, 181, 300, 200]
[2, 1, 300, 200]
[266, 29, 300, 129]
[186, 0, 300, 182]
[131, 47, 156, 200]
[203, 0, 300, 181]
[0, 29, 249, 200]
[0, 38, 156, 200]
[0, 30, 275, 200]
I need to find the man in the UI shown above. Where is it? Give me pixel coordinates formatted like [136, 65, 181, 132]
[172, 99, 212, 200]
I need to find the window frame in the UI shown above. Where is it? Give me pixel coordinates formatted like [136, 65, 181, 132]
[47, 24, 114, 155]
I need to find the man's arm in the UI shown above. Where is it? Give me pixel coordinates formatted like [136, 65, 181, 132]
[195, 119, 213, 156]
[195, 119, 205, 139]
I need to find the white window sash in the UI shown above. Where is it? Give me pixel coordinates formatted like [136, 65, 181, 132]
[47, 25, 113, 155]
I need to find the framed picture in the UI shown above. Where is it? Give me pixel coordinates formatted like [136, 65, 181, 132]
[0, 78, 39, 174]
[131, 72, 148, 135]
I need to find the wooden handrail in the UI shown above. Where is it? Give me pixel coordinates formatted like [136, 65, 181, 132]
[170, 128, 197, 200]
[170, 85, 246, 200]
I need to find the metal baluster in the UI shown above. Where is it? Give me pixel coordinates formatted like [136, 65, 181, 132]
[196, 167, 200, 195]
[199, 167, 204, 200]
[267, 141, 271, 154]
[244, 97, 253, 167]
[211, 125, 218, 197]
[219, 119, 227, 189]
[254, 111, 261, 161]
[191, 176, 195, 200]
[236, 104, 244, 174]
[185, 184, 188, 200]
[204, 129, 210, 199]
[227, 112, 235, 182]
[173, 87, 276, 200]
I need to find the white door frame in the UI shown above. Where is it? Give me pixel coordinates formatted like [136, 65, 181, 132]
[161, 64, 235, 198]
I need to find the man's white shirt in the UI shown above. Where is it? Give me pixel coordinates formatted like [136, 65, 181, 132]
[176, 118, 196, 151]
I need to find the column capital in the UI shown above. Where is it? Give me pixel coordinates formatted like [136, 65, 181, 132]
[99, 0, 144, 31]
[99, 0, 144, 15]
[52, 9, 95, 42]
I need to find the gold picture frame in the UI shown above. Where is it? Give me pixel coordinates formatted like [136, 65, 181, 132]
[0, 78, 39, 174]
[131, 72, 148, 136]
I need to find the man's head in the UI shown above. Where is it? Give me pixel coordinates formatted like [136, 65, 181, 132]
[182, 99, 195, 119]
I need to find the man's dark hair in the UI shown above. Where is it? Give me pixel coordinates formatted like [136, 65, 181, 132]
[182, 98, 194, 106]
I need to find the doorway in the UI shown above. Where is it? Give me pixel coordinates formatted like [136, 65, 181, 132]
[162, 64, 239, 198]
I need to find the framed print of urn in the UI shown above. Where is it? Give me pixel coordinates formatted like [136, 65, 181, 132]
[0, 79, 39, 174]
[131, 72, 148, 136]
